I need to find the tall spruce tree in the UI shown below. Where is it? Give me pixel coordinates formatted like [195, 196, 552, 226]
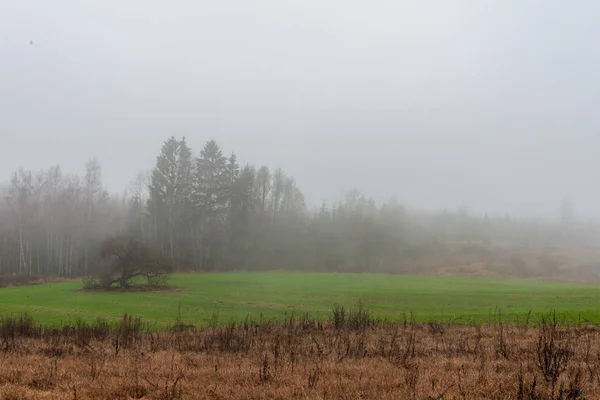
[174, 137, 194, 266]
[192, 140, 229, 270]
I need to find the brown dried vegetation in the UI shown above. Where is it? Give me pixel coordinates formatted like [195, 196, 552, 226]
[0, 311, 600, 399]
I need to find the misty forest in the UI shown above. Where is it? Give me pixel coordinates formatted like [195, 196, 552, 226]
[3, 138, 600, 399]
[1, 136, 599, 282]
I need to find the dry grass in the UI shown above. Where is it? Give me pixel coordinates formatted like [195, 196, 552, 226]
[1, 312, 600, 399]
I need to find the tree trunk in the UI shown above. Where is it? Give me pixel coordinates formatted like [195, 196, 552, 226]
[84, 246, 88, 276]
[58, 236, 64, 276]
[19, 225, 28, 274]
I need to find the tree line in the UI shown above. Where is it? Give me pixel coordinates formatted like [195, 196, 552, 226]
[0, 137, 408, 277]
[0, 159, 122, 277]
[1, 136, 597, 279]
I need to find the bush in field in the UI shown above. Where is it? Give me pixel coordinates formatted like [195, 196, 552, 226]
[84, 235, 173, 290]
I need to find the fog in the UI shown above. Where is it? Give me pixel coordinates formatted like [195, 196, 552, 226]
[2, 1, 600, 217]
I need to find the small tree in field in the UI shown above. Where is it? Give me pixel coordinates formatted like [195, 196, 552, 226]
[92, 234, 173, 289]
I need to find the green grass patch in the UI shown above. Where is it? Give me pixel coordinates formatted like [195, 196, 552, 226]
[0, 272, 599, 326]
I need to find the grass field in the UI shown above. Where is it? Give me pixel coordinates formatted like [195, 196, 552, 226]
[0, 272, 600, 326]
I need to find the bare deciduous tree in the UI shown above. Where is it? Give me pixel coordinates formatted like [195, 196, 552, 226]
[95, 234, 173, 289]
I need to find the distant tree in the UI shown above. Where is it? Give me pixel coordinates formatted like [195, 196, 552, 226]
[226, 152, 240, 187]
[148, 136, 179, 257]
[192, 140, 229, 270]
[226, 165, 255, 269]
[255, 166, 271, 214]
[83, 158, 103, 275]
[174, 137, 195, 267]
[194, 140, 229, 214]
[96, 234, 173, 289]
[560, 196, 575, 227]
[126, 171, 150, 241]
[270, 168, 286, 219]
[6, 168, 34, 274]
[147, 136, 194, 264]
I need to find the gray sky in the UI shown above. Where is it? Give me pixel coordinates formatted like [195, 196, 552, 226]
[2, 1, 600, 218]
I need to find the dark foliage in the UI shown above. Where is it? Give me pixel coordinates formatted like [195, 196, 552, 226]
[89, 235, 174, 289]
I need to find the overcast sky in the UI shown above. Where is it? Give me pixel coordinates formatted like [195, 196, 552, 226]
[2, 1, 600, 218]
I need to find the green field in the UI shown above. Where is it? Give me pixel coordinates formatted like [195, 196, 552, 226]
[0, 272, 600, 326]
